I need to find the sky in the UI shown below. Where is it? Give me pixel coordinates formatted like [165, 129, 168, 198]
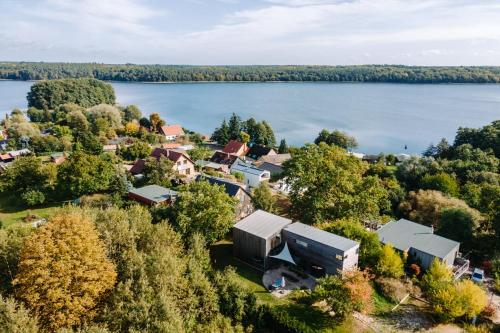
[1, 0, 500, 65]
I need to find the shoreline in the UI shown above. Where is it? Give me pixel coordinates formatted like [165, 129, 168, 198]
[1, 78, 500, 85]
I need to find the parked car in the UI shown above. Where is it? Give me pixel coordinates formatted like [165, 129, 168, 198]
[471, 268, 485, 283]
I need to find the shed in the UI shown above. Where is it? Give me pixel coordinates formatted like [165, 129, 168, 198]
[283, 222, 359, 275]
[233, 210, 292, 269]
[128, 185, 178, 206]
[376, 219, 460, 269]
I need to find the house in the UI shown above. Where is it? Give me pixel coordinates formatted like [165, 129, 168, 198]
[210, 151, 240, 168]
[128, 184, 178, 206]
[222, 140, 248, 156]
[246, 144, 277, 161]
[258, 153, 291, 166]
[376, 219, 460, 270]
[254, 161, 284, 177]
[233, 210, 292, 269]
[0, 148, 30, 163]
[103, 144, 118, 153]
[159, 124, 185, 141]
[161, 143, 182, 149]
[283, 222, 359, 275]
[362, 154, 380, 164]
[196, 175, 253, 219]
[130, 148, 195, 177]
[233, 210, 360, 274]
[50, 152, 66, 165]
[230, 159, 270, 188]
[195, 160, 229, 173]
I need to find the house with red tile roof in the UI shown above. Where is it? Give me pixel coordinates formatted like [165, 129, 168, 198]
[130, 148, 195, 177]
[222, 140, 248, 157]
[159, 124, 185, 141]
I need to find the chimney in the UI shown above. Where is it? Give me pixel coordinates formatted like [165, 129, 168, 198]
[430, 225, 434, 234]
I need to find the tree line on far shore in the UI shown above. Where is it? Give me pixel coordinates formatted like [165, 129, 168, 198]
[3, 62, 500, 83]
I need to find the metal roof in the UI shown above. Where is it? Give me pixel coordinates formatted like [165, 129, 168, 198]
[232, 160, 268, 176]
[284, 222, 359, 252]
[128, 185, 178, 204]
[376, 219, 459, 259]
[234, 210, 292, 239]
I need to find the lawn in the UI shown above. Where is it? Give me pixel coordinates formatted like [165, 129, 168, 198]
[0, 194, 62, 229]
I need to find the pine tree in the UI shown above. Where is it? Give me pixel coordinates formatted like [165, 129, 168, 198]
[228, 113, 241, 141]
[211, 119, 230, 145]
[278, 139, 289, 153]
[13, 212, 117, 330]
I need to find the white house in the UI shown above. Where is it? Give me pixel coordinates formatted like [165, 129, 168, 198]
[230, 159, 270, 188]
[159, 125, 185, 141]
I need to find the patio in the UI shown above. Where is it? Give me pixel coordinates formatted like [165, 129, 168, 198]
[262, 264, 317, 298]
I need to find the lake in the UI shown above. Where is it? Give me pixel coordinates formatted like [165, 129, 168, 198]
[1, 80, 499, 154]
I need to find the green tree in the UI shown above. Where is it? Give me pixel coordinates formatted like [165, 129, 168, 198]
[119, 141, 151, 161]
[141, 156, 174, 188]
[314, 129, 358, 150]
[228, 113, 241, 141]
[88, 206, 233, 332]
[75, 132, 103, 155]
[251, 181, 276, 213]
[26, 107, 45, 123]
[420, 172, 459, 197]
[123, 104, 142, 122]
[375, 243, 404, 278]
[399, 189, 482, 227]
[0, 155, 56, 206]
[189, 146, 213, 162]
[278, 139, 289, 153]
[0, 295, 39, 333]
[13, 212, 117, 330]
[437, 208, 476, 245]
[27, 78, 115, 110]
[312, 275, 353, 319]
[57, 151, 117, 198]
[0, 227, 32, 293]
[283, 143, 389, 224]
[173, 181, 237, 244]
[319, 218, 382, 268]
[67, 110, 90, 132]
[212, 119, 230, 145]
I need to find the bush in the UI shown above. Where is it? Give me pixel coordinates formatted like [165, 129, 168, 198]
[375, 243, 404, 278]
[375, 277, 409, 303]
[21, 190, 45, 206]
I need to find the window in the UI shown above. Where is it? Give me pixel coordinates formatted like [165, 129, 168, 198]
[183, 160, 187, 165]
[335, 254, 343, 261]
[296, 239, 308, 248]
[356, 247, 359, 255]
[177, 161, 181, 166]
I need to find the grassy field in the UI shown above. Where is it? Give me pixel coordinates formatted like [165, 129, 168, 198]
[0, 194, 62, 229]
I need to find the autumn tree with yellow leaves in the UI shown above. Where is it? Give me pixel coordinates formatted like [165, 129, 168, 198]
[13, 212, 116, 330]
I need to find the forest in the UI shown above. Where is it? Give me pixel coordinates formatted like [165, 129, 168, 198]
[2, 62, 500, 83]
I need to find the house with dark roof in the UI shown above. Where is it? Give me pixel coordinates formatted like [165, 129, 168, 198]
[233, 210, 359, 274]
[283, 222, 359, 275]
[222, 140, 248, 156]
[196, 175, 253, 220]
[159, 124, 185, 141]
[246, 144, 277, 161]
[130, 148, 195, 177]
[128, 185, 178, 206]
[376, 218, 460, 270]
[233, 210, 292, 269]
[210, 151, 240, 168]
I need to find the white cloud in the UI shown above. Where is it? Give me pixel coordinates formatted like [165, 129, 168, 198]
[0, 0, 500, 64]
